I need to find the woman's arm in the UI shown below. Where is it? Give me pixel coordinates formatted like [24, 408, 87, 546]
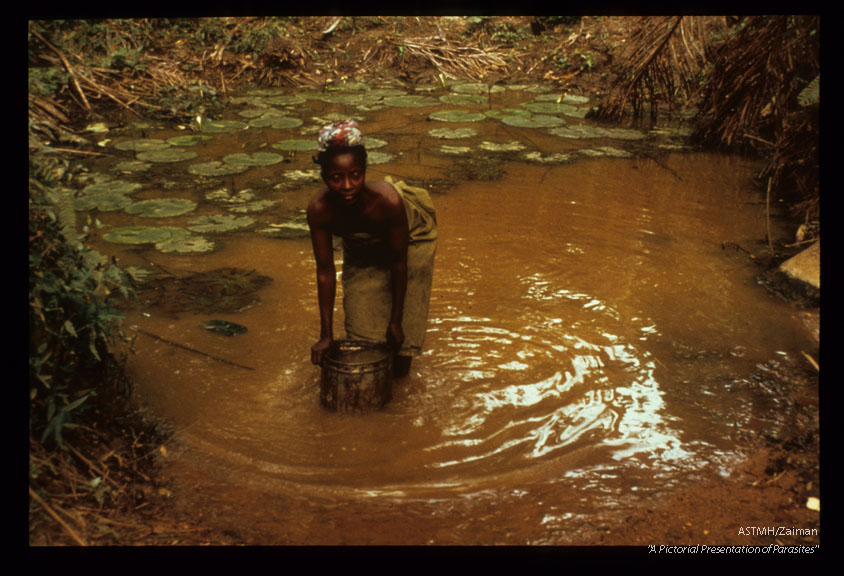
[386, 196, 409, 351]
[308, 199, 336, 365]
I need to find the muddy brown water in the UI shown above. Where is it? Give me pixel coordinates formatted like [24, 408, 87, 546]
[80, 86, 815, 544]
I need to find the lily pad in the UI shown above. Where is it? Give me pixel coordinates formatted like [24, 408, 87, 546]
[136, 148, 198, 163]
[501, 114, 564, 128]
[113, 160, 152, 173]
[262, 95, 308, 106]
[367, 151, 394, 165]
[81, 180, 143, 196]
[115, 138, 171, 152]
[74, 192, 134, 212]
[281, 169, 321, 183]
[227, 200, 277, 213]
[249, 116, 304, 129]
[364, 137, 388, 149]
[271, 139, 317, 152]
[206, 188, 257, 204]
[479, 141, 526, 152]
[484, 108, 532, 120]
[103, 225, 189, 245]
[189, 161, 250, 177]
[238, 107, 284, 119]
[578, 146, 631, 158]
[384, 95, 440, 107]
[124, 266, 157, 283]
[125, 198, 197, 218]
[222, 152, 284, 166]
[439, 93, 486, 106]
[167, 134, 214, 146]
[523, 151, 573, 164]
[429, 110, 486, 123]
[326, 81, 370, 92]
[259, 210, 310, 238]
[549, 125, 645, 140]
[187, 214, 255, 233]
[200, 319, 248, 336]
[319, 92, 369, 105]
[439, 145, 472, 155]
[451, 83, 504, 94]
[156, 235, 216, 254]
[429, 127, 478, 139]
[201, 119, 250, 133]
[521, 101, 579, 115]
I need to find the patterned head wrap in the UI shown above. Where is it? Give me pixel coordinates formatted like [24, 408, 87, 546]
[317, 120, 365, 152]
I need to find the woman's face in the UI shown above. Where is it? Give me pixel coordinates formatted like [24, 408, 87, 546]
[323, 151, 366, 206]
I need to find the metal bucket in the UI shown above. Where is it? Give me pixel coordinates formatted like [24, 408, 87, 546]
[320, 340, 393, 413]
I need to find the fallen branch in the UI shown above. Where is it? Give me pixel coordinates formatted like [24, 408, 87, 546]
[29, 487, 89, 546]
[135, 328, 255, 371]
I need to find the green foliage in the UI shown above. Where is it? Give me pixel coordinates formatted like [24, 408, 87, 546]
[29, 67, 69, 98]
[29, 156, 135, 446]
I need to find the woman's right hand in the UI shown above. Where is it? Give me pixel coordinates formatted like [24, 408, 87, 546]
[311, 337, 333, 365]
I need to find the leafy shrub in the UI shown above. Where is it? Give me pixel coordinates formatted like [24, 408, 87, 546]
[29, 156, 135, 446]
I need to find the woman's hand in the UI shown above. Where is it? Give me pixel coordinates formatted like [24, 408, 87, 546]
[311, 337, 333, 365]
[386, 322, 405, 352]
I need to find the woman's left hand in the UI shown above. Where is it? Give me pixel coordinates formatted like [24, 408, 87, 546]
[386, 322, 405, 352]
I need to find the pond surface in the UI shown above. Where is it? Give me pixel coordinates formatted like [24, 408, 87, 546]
[79, 82, 813, 544]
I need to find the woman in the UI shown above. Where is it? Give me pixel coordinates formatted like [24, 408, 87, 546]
[307, 121, 437, 377]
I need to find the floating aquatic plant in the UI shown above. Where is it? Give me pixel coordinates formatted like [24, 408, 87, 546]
[249, 116, 304, 129]
[81, 180, 143, 196]
[125, 198, 197, 218]
[522, 151, 573, 164]
[364, 137, 388, 149]
[189, 161, 250, 177]
[74, 191, 134, 212]
[205, 188, 257, 204]
[479, 141, 526, 152]
[262, 95, 308, 106]
[439, 145, 472, 155]
[429, 110, 486, 123]
[187, 214, 256, 233]
[271, 139, 317, 152]
[578, 146, 631, 158]
[227, 200, 277, 213]
[439, 93, 486, 106]
[167, 134, 214, 146]
[451, 83, 505, 94]
[384, 95, 440, 107]
[113, 160, 152, 173]
[136, 148, 198, 163]
[259, 210, 310, 238]
[429, 127, 478, 139]
[115, 138, 171, 152]
[103, 225, 189, 245]
[522, 101, 588, 118]
[201, 119, 249, 133]
[549, 125, 645, 140]
[367, 151, 395, 165]
[484, 108, 532, 120]
[222, 152, 284, 167]
[501, 114, 564, 128]
[281, 169, 321, 183]
[155, 235, 216, 254]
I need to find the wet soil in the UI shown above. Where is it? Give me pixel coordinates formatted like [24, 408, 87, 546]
[28, 17, 822, 550]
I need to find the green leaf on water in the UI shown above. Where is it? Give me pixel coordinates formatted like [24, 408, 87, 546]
[125, 198, 197, 218]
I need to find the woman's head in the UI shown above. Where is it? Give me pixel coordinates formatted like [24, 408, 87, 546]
[315, 121, 369, 205]
[314, 120, 368, 174]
